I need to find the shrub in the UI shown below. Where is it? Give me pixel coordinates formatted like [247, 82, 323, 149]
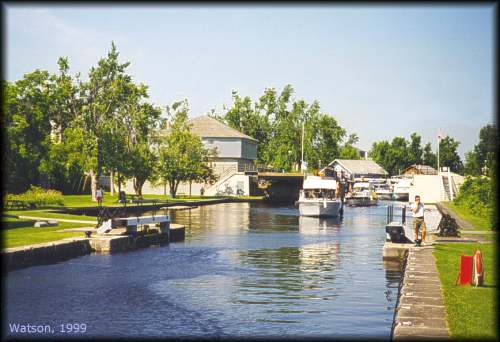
[5, 185, 64, 207]
[454, 176, 495, 229]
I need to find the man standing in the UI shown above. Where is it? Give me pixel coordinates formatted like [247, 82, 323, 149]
[96, 187, 103, 206]
[411, 195, 427, 245]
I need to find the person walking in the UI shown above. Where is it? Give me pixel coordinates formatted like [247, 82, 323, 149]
[411, 195, 427, 245]
[96, 187, 103, 206]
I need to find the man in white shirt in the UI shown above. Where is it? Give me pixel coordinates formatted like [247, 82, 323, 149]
[411, 195, 426, 245]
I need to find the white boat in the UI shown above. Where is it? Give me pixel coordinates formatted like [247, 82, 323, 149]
[392, 178, 412, 201]
[374, 183, 393, 200]
[346, 182, 378, 206]
[298, 176, 342, 217]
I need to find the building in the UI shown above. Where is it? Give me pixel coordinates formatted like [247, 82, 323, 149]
[403, 164, 438, 176]
[124, 115, 258, 196]
[320, 159, 388, 180]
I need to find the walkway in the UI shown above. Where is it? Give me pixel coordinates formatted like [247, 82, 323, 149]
[17, 215, 97, 224]
[392, 246, 449, 339]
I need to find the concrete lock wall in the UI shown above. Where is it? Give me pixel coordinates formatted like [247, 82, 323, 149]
[409, 175, 442, 204]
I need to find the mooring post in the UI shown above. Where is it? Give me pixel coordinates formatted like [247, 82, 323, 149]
[402, 206, 406, 225]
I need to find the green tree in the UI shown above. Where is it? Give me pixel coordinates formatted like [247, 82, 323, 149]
[464, 124, 497, 176]
[339, 134, 361, 160]
[439, 136, 463, 173]
[422, 142, 437, 169]
[408, 133, 423, 165]
[157, 101, 217, 198]
[3, 71, 52, 193]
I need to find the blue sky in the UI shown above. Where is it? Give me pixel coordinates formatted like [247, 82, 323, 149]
[5, 4, 495, 157]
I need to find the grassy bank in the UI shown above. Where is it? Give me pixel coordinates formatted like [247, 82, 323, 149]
[443, 202, 492, 231]
[2, 217, 88, 249]
[433, 242, 497, 339]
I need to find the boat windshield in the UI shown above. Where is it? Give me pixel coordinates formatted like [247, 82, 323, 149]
[302, 189, 336, 199]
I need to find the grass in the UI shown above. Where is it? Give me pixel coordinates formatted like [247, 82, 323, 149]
[4, 210, 97, 222]
[433, 242, 497, 339]
[2, 217, 90, 249]
[443, 202, 492, 231]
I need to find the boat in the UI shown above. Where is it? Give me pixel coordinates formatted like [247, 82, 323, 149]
[346, 181, 378, 206]
[374, 182, 393, 200]
[392, 178, 412, 201]
[298, 176, 342, 217]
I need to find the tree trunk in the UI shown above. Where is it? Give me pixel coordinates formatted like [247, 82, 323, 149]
[189, 180, 192, 197]
[169, 181, 176, 198]
[90, 170, 97, 201]
[110, 171, 114, 196]
[133, 178, 144, 196]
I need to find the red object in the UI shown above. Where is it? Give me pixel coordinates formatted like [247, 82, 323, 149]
[458, 255, 473, 285]
[473, 250, 484, 287]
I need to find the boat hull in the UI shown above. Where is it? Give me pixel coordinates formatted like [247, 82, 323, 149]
[376, 192, 393, 200]
[393, 193, 409, 201]
[346, 197, 378, 207]
[298, 200, 342, 217]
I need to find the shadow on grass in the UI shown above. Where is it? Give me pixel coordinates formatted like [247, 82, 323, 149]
[2, 220, 36, 230]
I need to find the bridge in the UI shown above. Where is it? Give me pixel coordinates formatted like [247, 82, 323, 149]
[253, 172, 304, 202]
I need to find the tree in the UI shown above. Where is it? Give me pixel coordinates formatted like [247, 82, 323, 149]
[339, 133, 361, 160]
[422, 142, 437, 169]
[217, 85, 349, 172]
[464, 124, 497, 176]
[439, 136, 463, 173]
[71, 42, 141, 201]
[408, 133, 423, 165]
[157, 101, 217, 198]
[3, 71, 52, 193]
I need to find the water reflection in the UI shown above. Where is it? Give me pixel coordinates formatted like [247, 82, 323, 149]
[4, 202, 402, 339]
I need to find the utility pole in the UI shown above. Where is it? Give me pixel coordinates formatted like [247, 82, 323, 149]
[301, 121, 305, 174]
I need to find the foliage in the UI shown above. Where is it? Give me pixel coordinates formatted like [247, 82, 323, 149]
[433, 243, 497, 339]
[5, 185, 64, 207]
[368, 133, 461, 176]
[464, 124, 497, 177]
[453, 176, 495, 230]
[438, 136, 463, 173]
[157, 101, 217, 197]
[213, 85, 348, 172]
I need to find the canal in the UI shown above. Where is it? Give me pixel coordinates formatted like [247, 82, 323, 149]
[3, 202, 403, 339]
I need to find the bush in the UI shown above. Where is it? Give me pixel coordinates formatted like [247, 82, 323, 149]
[454, 176, 495, 229]
[5, 185, 64, 207]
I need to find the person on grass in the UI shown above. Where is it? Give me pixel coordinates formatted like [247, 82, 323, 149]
[411, 195, 427, 245]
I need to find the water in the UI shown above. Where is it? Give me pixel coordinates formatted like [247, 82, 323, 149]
[3, 202, 403, 339]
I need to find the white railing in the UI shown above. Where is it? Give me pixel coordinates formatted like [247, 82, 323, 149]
[447, 169, 454, 201]
[204, 166, 237, 193]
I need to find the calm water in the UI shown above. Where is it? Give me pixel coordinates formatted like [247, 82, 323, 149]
[3, 202, 403, 339]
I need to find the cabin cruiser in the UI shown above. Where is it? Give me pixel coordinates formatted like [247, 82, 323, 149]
[346, 182, 378, 206]
[374, 183, 393, 200]
[298, 176, 342, 217]
[392, 178, 412, 201]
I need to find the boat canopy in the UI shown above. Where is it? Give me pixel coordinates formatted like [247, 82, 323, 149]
[303, 176, 337, 190]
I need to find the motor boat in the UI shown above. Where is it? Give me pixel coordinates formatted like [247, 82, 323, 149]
[393, 178, 412, 201]
[374, 183, 393, 200]
[298, 176, 342, 217]
[346, 181, 378, 206]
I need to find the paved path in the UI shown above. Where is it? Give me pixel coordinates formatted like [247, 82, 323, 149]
[393, 246, 450, 340]
[17, 215, 97, 224]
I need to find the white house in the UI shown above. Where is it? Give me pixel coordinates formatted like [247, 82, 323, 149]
[320, 159, 388, 180]
[124, 115, 258, 196]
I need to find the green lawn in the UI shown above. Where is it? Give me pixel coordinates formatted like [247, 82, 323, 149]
[2, 217, 89, 249]
[433, 243, 497, 339]
[444, 202, 492, 231]
[5, 210, 97, 222]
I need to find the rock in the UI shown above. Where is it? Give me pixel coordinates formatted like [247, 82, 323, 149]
[47, 220, 59, 226]
[34, 221, 49, 228]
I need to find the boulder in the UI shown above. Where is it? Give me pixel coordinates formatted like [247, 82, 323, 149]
[34, 221, 49, 228]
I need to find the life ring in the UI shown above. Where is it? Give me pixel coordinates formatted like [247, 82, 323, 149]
[473, 249, 484, 287]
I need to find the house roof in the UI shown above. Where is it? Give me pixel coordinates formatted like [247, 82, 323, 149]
[188, 116, 257, 142]
[403, 164, 438, 175]
[323, 159, 388, 175]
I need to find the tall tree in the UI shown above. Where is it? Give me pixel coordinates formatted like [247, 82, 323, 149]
[422, 142, 437, 169]
[439, 136, 463, 173]
[464, 124, 497, 176]
[157, 101, 217, 197]
[408, 133, 423, 165]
